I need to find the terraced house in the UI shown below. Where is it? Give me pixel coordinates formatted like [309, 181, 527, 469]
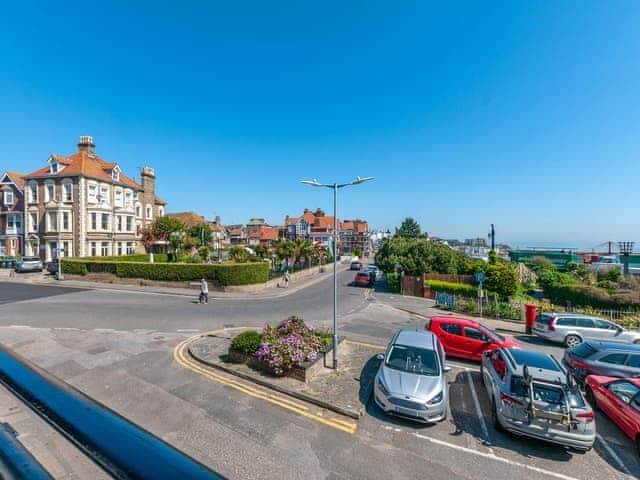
[23, 136, 166, 261]
[0, 172, 26, 256]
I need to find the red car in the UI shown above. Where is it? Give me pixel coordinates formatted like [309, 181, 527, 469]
[354, 271, 374, 287]
[427, 316, 522, 361]
[585, 376, 640, 452]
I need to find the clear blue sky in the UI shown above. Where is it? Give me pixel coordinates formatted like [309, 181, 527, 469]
[2, 2, 640, 247]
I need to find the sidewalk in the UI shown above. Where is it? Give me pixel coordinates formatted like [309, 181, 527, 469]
[1, 264, 349, 300]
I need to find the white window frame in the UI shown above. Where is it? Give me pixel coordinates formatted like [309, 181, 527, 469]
[90, 212, 97, 231]
[101, 242, 109, 256]
[29, 182, 38, 203]
[47, 211, 57, 232]
[124, 190, 133, 208]
[135, 203, 142, 218]
[63, 181, 73, 202]
[88, 183, 98, 204]
[101, 213, 110, 231]
[126, 241, 136, 255]
[126, 216, 133, 232]
[99, 185, 110, 205]
[45, 181, 55, 203]
[146, 204, 152, 220]
[30, 212, 38, 232]
[62, 211, 70, 231]
[114, 188, 123, 208]
[158, 206, 164, 217]
[117, 215, 123, 232]
[4, 191, 14, 206]
[90, 242, 97, 256]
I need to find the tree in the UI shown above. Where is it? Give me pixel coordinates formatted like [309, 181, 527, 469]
[395, 217, 422, 238]
[198, 246, 210, 262]
[153, 216, 186, 241]
[190, 223, 212, 246]
[352, 247, 362, 258]
[254, 244, 269, 259]
[230, 245, 251, 263]
[272, 238, 293, 262]
[484, 262, 519, 299]
[488, 250, 497, 264]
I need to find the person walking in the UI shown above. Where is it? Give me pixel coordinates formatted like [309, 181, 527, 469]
[283, 269, 291, 288]
[199, 278, 209, 304]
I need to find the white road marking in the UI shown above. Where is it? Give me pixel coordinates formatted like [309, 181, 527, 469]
[176, 329, 200, 333]
[596, 434, 631, 476]
[448, 361, 480, 372]
[412, 432, 582, 480]
[466, 369, 493, 454]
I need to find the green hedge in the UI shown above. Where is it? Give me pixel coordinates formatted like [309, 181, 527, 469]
[81, 254, 169, 263]
[425, 279, 496, 298]
[61, 259, 269, 286]
[231, 331, 263, 355]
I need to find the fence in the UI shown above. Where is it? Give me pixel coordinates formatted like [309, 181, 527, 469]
[423, 274, 475, 285]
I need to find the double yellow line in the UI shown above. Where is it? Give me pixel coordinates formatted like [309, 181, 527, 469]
[173, 330, 358, 435]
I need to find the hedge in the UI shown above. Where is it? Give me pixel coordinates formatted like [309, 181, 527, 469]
[81, 254, 169, 263]
[231, 331, 263, 355]
[425, 280, 497, 298]
[61, 259, 270, 286]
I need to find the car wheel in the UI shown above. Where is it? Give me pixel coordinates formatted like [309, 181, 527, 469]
[634, 339, 640, 345]
[564, 334, 582, 349]
[585, 386, 598, 410]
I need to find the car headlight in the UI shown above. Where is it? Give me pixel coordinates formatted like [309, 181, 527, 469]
[426, 391, 443, 405]
[377, 377, 389, 396]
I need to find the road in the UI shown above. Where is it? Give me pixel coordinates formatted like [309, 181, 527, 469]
[0, 274, 637, 480]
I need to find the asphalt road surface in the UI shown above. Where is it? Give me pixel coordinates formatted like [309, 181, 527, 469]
[0, 275, 637, 480]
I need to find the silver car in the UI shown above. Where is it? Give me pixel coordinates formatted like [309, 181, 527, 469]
[532, 312, 640, 348]
[15, 256, 43, 273]
[482, 347, 595, 451]
[374, 329, 450, 423]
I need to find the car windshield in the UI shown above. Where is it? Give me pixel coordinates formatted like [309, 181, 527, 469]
[23, 257, 40, 262]
[385, 345, 439, 376]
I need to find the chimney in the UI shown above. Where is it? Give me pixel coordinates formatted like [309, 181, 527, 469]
[215, 215, 221, 225]
[303, 208, 309, 214]
[140, 166, 156, 195]
[78, 135, 95, 154]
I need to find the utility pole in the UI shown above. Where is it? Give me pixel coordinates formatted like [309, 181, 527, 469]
[490, 224, 495, 250]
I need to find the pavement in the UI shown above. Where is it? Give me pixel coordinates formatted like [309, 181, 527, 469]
[0, 271, 637, 479]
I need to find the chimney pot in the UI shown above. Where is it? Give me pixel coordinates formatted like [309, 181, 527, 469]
[78, 135, 95, 153]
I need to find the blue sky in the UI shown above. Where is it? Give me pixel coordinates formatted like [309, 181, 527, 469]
[2, 2, 640, 246]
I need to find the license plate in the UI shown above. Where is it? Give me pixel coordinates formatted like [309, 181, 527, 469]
[395, 406, 421, 415]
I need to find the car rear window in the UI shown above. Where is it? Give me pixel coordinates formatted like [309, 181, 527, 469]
[535, 314, 553, 325]
[510, 377, 585, 408]
[571, 342, 598, 359]
[23, 257, 40, 262]
[509, 349, 560, 371]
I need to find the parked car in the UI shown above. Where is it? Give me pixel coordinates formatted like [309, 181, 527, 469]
[15, 256, 43, 273]
[365, 265, 379, 278]
[532, 312, 640, 348]
[350, 260, 362, 271]
[47, 259, 59, 274]
[584, 375, 640, 453]
[374, 329, 450, 423]
[481, 347, 595, 451]
[354, 271, 374, 287]
[427, 316, 523, 361]
[0, 259, 17, 269]
[564, 341, 640, 384]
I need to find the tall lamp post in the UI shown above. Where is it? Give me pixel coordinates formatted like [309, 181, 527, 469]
[618, 241, 635, 276]
[301, 176, 374, 369]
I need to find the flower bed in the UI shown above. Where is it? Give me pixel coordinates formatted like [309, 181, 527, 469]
[228, 316, 333, 381]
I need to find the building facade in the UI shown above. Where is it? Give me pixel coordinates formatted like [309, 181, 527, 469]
[0, 172, 25, 256]
[340, 220, 370, 256]
[23, 136, 166, 261]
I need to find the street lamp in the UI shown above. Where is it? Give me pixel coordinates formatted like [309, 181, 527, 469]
[300, 176, 374, 369]
[618, 241, 635, 275]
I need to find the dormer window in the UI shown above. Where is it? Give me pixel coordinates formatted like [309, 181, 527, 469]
[112, 165, 121, 182]
[48, 155, 64, 175]
[51, 162, 59, 174]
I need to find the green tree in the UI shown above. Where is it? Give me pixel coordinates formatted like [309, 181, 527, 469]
[395, 217, 422, 238]
[254, 244, 269, 259]
[229, 245, 251, 263]
[484, 262, 519, 299]
[272, 238, 293, 261]
[488, 250, 497, 264]
[153, 216, 186, 240]
[198, 246, 210, 262]
[190, 223, 212, 246]
[352, 247, 362, 258]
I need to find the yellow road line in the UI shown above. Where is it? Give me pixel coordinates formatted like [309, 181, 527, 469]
[344, 339, 386, 350]
[173, 333, 358, 435]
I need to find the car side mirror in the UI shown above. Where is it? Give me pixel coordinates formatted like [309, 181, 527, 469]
[376, 353, 384, 361]
[443, 365, 452, 373]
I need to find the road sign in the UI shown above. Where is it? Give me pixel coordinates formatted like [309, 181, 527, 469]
[475, 272, 485, 284]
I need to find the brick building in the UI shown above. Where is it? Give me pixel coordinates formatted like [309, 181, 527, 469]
[23, 136, 166, 260]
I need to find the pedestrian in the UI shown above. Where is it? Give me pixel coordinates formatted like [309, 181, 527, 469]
[283, 269, 291, 288]
[200, 278, 209, 304]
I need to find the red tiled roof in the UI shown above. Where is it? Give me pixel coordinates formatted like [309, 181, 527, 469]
[166, 212, 205, 228]
[25, 151, 142, 189]
[259, 227, 279, 241]
[314, 216, 335, 229]
[341, 220, 368, 233]
[5, 172, 26, 190]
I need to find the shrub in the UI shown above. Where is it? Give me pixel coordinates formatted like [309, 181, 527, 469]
[545, 283, 640, 310]
[231, 330, 264, 355]
[62, 260, 269, 285]
[426, 280, 479, 298]
[484, 262, 519, 299]
[255, 316, 327, 375]
[81, 254, 168, 263]
[386, 274, 400, 293]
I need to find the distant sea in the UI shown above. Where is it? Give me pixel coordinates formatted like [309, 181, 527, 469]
[504, 241, 626, 252]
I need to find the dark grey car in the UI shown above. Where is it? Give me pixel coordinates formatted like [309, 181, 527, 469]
[564, 341, 640, 383]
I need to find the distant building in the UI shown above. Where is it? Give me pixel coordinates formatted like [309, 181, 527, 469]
[340, 219, 370, 256]
[0, 172, 26, 256]
[285, 208, 336, 250]
[166, 212, 205, 229]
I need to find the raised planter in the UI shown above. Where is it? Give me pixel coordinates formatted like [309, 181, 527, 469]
[228, 340, 342, 383]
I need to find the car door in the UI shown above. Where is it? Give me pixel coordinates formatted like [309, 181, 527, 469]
[606, 381, 640, 439]
[621, 354, 640, 378]
[594, 352, 629, 377]
[592, 319, 620, 341]
[463, 326, 492, 361]
[438, 323, 465, 358]
[576, 317, 597, 340]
